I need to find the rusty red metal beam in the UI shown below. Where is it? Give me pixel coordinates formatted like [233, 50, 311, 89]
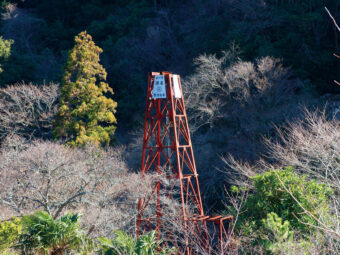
[137, 72, 233, 254]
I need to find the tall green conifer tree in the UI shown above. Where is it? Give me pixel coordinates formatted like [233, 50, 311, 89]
[54, 31, 117, 146]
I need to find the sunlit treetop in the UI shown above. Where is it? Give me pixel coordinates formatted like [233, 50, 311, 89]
[54, 31, 117, 147]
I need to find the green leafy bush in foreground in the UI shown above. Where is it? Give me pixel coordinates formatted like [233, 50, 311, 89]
[98, 230, 175, 255]
[1, 211, 174, 255]
[15, 211, 93, 254]
[231, 167, 333, 252]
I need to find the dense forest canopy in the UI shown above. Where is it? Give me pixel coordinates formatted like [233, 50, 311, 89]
[0, 0, 339, 127]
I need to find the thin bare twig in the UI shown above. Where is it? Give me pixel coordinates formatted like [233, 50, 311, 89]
[325, 7, 340, 86]
[325, 7, 340, 32]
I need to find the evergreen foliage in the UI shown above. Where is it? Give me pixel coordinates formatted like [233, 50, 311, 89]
[0, 217, 21, 252]
[230, 167, 334, 253]
[261, 212, 294, 253]
[98, 230, 175, 255]
[54, 31, 117, 147]
[1, 1, 338, 124]
[0, 36, 13, 74]
[16, 211, 93, 254]
[0, 213, 175, 255]
[235, 167, 333, 236]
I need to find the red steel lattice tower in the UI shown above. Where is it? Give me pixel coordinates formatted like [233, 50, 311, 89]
[137, 72, 233, 254]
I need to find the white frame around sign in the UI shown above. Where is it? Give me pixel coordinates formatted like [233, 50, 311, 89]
[172, 74, 181, 98]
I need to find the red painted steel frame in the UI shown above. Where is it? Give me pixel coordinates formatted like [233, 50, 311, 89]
[137, 72, 233, 254]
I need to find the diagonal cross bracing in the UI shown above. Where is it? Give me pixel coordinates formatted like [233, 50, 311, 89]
[136, 72, 233, 255]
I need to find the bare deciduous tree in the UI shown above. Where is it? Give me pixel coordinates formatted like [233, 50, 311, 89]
[182, 48, 311, 204]
[263, 110, 339, 191]
[0, 141, 111, 218]
[183, 51, 299, 132]
[0, 140, 159, 238]
[0, 83, 59, 141]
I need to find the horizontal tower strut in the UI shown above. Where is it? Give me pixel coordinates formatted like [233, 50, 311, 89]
[137, 72, 233, 254]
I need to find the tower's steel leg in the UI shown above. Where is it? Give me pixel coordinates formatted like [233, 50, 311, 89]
[137, 72, 233, 254]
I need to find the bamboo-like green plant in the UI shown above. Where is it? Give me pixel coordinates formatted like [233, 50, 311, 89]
[98, 230, 175, 255]
[15, 211, 93, 255]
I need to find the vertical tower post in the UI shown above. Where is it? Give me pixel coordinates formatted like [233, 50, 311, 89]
[137, 72, 233, 254]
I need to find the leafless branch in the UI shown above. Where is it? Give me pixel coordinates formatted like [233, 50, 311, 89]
[325, 7, 340, 32]
[0, 140, 158, 238]
[325, 7, 340, 86]
[0, 82, 59, 141]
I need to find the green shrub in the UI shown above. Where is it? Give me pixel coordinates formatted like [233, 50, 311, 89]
[261, 212, 315, 255]
[236, 167, 332, 235]
[98, 230, 175, 255]
[0, 217, 21, 252]
[262, 212, 294, 253]
[229, 167, 334, 253]
[15, 211, 93, 254]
